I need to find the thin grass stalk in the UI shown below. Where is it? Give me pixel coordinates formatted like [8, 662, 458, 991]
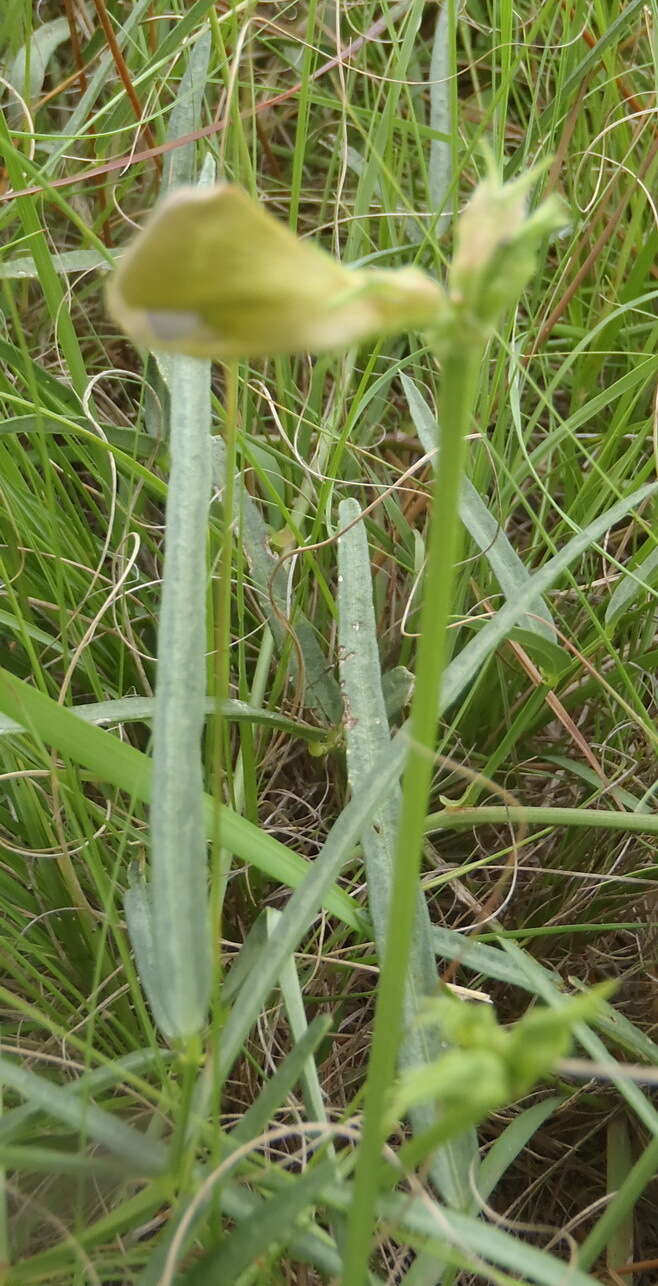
[208, 361, 239, 1168]
[210, 361, 239, 976]
[343, 348, 482, 1281]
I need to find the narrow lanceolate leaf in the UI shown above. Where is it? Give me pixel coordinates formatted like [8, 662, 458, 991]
[161, 24, 212, 194]
[5, 17, 69, 119]
[428, 1, 452, 232]
[0, 249, 109, 279]
[232, 1012, 332, 1145]
[124, 881, 176, 1038]
[337, 498, 477, 1209]
[477, 1097, 563, 1203]
[266, 908, 330, 1131]
[133, 151, 218, 1038]
[146, 352, 213, 1038]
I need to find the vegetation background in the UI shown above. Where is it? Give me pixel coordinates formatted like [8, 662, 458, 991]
[1, 0, 658, 1282]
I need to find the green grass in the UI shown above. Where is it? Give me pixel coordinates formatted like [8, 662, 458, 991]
[1, 1, 658, 1282]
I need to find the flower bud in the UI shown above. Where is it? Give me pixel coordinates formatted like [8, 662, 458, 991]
[446, 160, 567, 338]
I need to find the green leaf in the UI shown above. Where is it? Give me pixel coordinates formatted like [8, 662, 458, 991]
[478, 1096, 563, 1203]
[141, 343, 211, 1037]
[0, 249, 110, 280]
[160, 24, 212, 193]
[212, 437, 342, 722]
[232, 1013, 332, 1146]
[0, 694, 327, 744]
[267, 908, 328, 1128]
[427, 1, 452, 232]
[124, 881, 176, 1038]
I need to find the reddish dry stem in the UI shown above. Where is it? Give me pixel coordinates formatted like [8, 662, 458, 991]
[63, 0, 87, 94]
[91, 0, 161, 176]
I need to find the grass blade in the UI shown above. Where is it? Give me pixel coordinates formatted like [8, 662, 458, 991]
[0, 695, 327, 743]
[478, 1096, 563, 1203]
[233, 1012, 332, 1145]
[267, 908, 329, 1128]
[427, 0, 452, 232]
[605, 541, 658, 626]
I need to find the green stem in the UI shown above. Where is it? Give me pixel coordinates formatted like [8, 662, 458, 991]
[170, 1032, 203, 1188]
[209, 362, 239, 1074]
[427, 804, 658, 835]
[210, 361, 239, 962]
[207, 362, 239, 1194]
[343, 349, 481, 1283]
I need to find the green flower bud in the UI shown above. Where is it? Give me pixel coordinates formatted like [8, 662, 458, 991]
[440, 157, 567, 345]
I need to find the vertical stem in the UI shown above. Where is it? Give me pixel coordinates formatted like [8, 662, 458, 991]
[343, 350, 481, 1283]
[289, 0, 319, 230]
[210, 361, 239, 991]
[207, 363, 239, 1210]
[447, 0, 460, 217]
